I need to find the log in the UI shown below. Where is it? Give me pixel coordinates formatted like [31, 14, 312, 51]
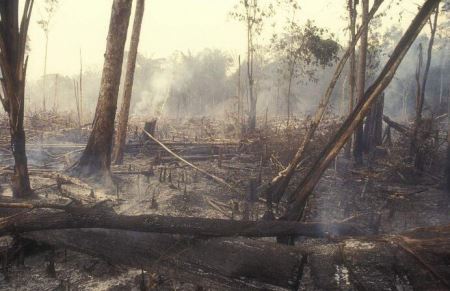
[21, 224, 450, 290]
[0, 206, 366, 238]
[383, 114, 410, 136]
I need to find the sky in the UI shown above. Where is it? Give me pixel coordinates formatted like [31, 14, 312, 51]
[25, 0, 416, 80]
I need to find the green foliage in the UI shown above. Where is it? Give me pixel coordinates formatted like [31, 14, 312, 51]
[272, 20, 340, 83]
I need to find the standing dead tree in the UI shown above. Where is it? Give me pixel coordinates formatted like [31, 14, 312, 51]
[231, 0, 273, 132]
[73, 0, 132, 181]
[353, 0, 369, 165]
[113, 0, 146, 165]
[266, 0, 384, 206]
[283, 0, 442, 221]
[0, 0, 34, 198]
[345, 0, 357, 157]
[411, 6, 439, 171]
[37, 0, 58, 112]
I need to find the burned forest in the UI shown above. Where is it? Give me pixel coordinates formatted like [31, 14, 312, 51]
[1, 0, 450, 290]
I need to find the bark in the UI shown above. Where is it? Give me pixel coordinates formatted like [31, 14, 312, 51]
[112, 0, 145, 165]
[284, 0, 441, 221]
[383, 114, 410, 136]
[246, 2, 256, 132]
[353, 0, 369, 165]
[363, 92, 384, 153]
[74, 0, 132, 179]
[0, 206, 366, 238]
[447, 84, 450, 193]
[345, 0, 357, 157]
[0, 1, 34, 198]
[22, 224, 450, 290]
[266, 0, 383, 205]
[411, 8, 438, 171]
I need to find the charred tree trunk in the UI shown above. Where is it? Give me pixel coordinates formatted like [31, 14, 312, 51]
[284, 0, 441, 221]
[363, 92, 384, 154]
[73, 0, 132, 180]
[266, 0, 383, 205]
[411, 8, 438, 171]
[113, 0, 145, 165]
[22, 225, 450, 290]
[353, 0, 369, 165]
[246, 6, 256, 132]
[345, 0, 357, 158]
[0, 1, 34, 198]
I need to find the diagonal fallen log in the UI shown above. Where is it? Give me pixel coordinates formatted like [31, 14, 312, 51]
[383, 114, 411, 136]
[267, 0, 384, 204]
[143, 129, 242, 196]
[21, 224, 450, 290]
[0, 205, 366, 238]
[284, 0, 441, 221]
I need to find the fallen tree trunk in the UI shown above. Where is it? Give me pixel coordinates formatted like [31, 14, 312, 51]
[383, 115, 410, 136]
[21, 224, 450, 290]
[0, 206, 366, 238]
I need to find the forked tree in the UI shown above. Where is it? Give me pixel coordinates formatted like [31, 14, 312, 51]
[113, 0, 145, 165]
[0, 0, 34, 198]
[73, 0, 132, 181]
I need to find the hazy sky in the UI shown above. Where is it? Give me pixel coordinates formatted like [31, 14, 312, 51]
[26, 0, 415, 80]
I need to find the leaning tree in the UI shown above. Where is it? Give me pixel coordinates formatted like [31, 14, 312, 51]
[73, 0, 132, 181]
[113, 0, 146, 165]
[0, 0, 34, 198]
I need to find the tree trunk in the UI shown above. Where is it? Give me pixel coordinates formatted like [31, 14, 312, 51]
[0, 1, 34, 198]
[284, 0, 441, 221]
[73, 0, 132, 180]
[353, 0, 369, 165]
[345, 0, 357, 157]
[447, 83, 450, 193]
[247, 13, 256, 132]
[411, 7, 438, 171]
[363, 92, 384, 154]
[113, 0, 145, 165]
[22, 224, 450, 290]
[266, 0, 383, 206]
[0, 206, 365, 238]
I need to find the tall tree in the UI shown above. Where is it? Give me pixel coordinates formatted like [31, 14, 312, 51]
[353, 0, 369, 165]
[73, 0, 132, 181]
[37, 0, 58, 112]
[272, 20, 339, 126]
[411, 7, 439, 171]
[113, 0, 146, 165]
[0, 0, 34, 198]
[345, 0, 357, 157]
[231, 0, 273, 132]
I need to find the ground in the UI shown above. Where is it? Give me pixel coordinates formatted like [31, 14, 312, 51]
[0, 115, 449, 290]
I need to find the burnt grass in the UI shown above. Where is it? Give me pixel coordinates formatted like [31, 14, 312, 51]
[0, 116, 449, 290]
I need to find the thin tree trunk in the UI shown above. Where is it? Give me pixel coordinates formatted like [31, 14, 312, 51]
[113, 0, 145, 165]
[412, 8, 438, 171]
[283, 0, 441, 221]
[73, 0, 132, 180]
[0, 0, 34, 198]
[43, 33, 48, 111]
[247, 5, 256, 132]
[79, 49, 83, 124]
[345, 0, 357, 158]
[266, 0, 383, 205]
[353, 0, 369, 164]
